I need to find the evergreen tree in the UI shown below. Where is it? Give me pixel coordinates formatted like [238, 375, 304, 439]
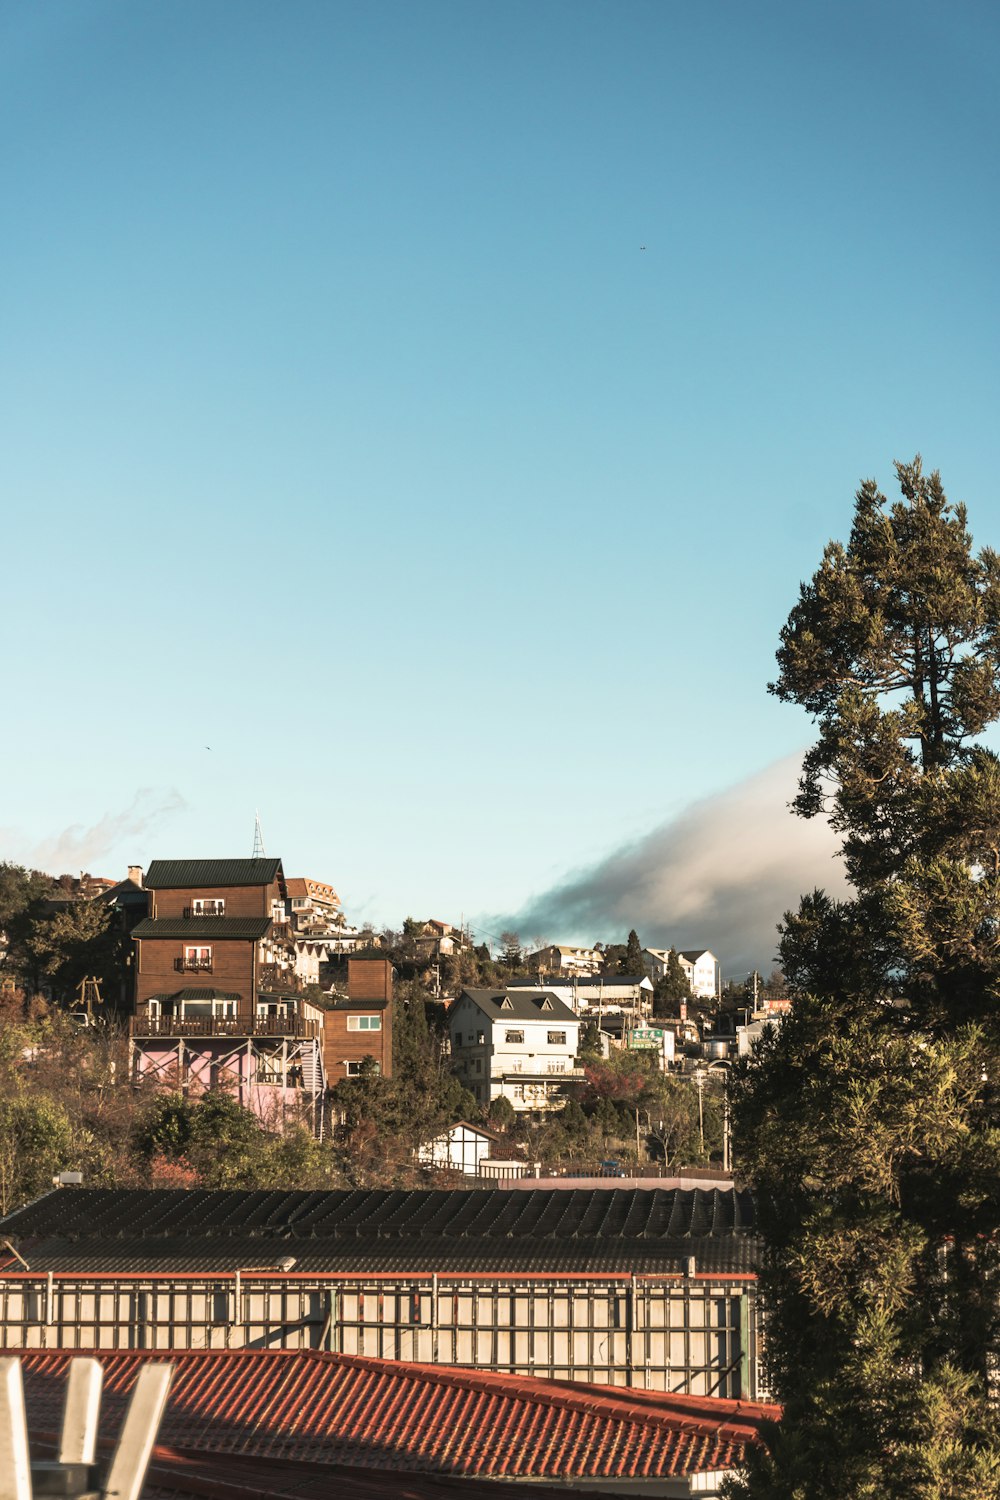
[652, 948, 691, 1017]
[622, 928, 645, 975]
[729, 460, 1000, 1497]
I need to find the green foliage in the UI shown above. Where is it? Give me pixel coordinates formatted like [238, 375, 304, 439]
[622, 929, 645, 975]
[652, 947, 691, 1017]
[487, 1095, 515, 1131]
[0, 1093, 74, 1214]
[734, 459, 1000, 1494]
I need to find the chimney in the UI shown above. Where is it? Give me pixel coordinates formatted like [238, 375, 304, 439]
[128, 866, 144, 888]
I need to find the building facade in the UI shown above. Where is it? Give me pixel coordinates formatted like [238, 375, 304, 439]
[449, 988, 583, 1111]
[129, 858, 325, 1133]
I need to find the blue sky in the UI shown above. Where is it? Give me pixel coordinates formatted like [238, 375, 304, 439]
[3, 1, 998, 968]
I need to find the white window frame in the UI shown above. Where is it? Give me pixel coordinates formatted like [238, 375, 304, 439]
[347, 1015, 382, 1032]
[191, 898, 225, 917]
[345, 1059, 380, 1077]
[184, 945, 212, 970]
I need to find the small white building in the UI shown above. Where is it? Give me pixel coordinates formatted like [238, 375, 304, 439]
[417, 1119, 503, 1175]
[449, 988, 583, 1112]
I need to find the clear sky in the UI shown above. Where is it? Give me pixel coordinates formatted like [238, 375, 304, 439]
[3, 1, 998, 969]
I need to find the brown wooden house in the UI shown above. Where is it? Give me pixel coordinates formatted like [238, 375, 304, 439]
[323, 953, 394, 1084]
[129, 858, 325, 1133]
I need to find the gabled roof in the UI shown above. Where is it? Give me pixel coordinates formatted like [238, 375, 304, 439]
[457, 988, 578, 1023]
[132, 916, 272, 940]
[17, 1348, 779, 1483]
[144, 859, 283, 889]
[680, 949, 716, 963]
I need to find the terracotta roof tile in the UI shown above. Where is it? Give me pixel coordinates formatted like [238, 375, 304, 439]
[18, 1348, 778, 1485]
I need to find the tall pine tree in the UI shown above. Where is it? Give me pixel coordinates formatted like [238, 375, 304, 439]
[729, 459, 1000, 1497]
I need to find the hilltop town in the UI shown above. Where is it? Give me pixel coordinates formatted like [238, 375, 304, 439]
[0, 852, 788, 1198]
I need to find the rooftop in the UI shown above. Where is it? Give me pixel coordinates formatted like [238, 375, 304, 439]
[457, 988, 578, 1023]
[0, 1187, 760, 1275]
[132, 916, 273, 940]
[144, 858, 283, 889]
[18, 1348, 779, 1485]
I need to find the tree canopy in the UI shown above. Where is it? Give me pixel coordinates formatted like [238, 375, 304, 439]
[730, 459, 1000, 1497]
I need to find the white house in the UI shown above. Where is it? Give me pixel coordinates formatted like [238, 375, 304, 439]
[679, 950, 720, 999]
[644, 948, 720, 1000]
[417, 1119, 503, 1175]
[449, 988, 583, 1112]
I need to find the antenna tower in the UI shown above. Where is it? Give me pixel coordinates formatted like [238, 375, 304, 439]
[253, 811, 266, 858]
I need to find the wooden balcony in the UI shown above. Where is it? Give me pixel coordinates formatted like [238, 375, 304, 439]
[132, 1015, 319, 1040]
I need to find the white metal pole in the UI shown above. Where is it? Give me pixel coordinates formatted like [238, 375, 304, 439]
[0, 1359, 32, 1500]
[58, 1356, 103, 1465]
[103, 1363, 173, 1500]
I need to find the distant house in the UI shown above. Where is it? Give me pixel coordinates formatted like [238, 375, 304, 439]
[449, 987, 582, 1112]
[416, 1119, 503, 1175]
[525, 943, 604, 977]
[414, 919, 466, 961]
[644, 948, 720, 1000]
[285, 877, 343, 932]
[508, 974, 653, 1017]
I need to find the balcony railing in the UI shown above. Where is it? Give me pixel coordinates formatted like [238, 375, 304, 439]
[491, 1065, 587, 1080]
[182, 905, 225, 918]
[174, 958, 213, 973]
[132, 1015, 319, 1039]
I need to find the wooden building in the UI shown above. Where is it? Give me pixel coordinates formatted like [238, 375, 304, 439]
[129, 858, 325, 1133]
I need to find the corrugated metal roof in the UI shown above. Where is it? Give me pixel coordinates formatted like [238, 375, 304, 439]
[18, 1349, 779, 1481]
[132, 917, 272, 940]
[145, 860, 283, 889]
[0, 1187, 760, 1275]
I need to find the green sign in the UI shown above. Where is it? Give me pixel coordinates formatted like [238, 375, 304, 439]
[629, 1027, 665, 1049]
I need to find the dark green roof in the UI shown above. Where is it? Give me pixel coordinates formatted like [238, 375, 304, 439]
[457, 988, 578, 1024]
[132, 917, 272, 940]
[144, 859, 282, 889]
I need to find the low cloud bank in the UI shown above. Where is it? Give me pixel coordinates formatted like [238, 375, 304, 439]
[2, 787, 186, 876]
[507, 755, 849, 978]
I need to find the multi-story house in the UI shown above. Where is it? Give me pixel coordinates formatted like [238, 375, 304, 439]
[525, 944, 604, 977]
[644, 948, 720, 1000]
[129, 858, 325, 1134]
[323, 953, 394, 1083]
[449, 988, 583, 1112]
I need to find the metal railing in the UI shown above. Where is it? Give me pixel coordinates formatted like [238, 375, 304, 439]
[132, 1015, 318, 1039]
[173, 958, 213, 973]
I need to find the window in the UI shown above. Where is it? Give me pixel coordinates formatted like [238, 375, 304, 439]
[192, 898, 224, 916]
[547, 1031, 567, 1046]
[475, 1060, 482, 1074]
[347, 1015, 382, 1032]
[183, 946, 212, 971]
[477, 1031, 485, 1045]
[346, 1059, 380, 1077]
[505, 1030, 524, 1044]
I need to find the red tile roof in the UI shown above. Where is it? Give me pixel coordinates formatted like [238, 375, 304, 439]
[19, 1348, 778, 1483]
